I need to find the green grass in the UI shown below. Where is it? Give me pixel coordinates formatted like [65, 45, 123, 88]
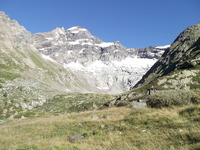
[0, 105, 199, 150]
[0, 93, 114, 120]
[19, 93, 115, 118]
[0, 70, 20, 83]
[29, 52, 46, 69]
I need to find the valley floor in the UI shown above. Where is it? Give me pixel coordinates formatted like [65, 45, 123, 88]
[0, 105, 199, 150]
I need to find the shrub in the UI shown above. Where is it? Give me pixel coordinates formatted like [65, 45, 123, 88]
[146, 90, 192, 108]
[116, 101, 131, 107]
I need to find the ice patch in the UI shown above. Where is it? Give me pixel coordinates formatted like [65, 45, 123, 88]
[64, 57, 156, 73]
[63, 57, 158, 93]
[67, 51, 73, 55]
[64, 62, 84, 70]
[67, 26, 87, 33]
[96, 42, 114, 48]
[112, 57, 157, 68]
[65, 89, 70, 92]
[79, 49, 85, 54]
[41, 54, 57, 63]
[81, 42, 93, 46]
[46, 37, 54, 40]
[71, 29, 87, 34]
[114, 50, 119, 53]
[64, 61, 108, 72]
[88, 61, 108, 70]
[68, 41, 80, 45]
[39, 48, 45, 51]
[97, 86, 109, 90]
[155, 45, 170, 49]
[68, 26, 79, 31]
[68, 39, 94, 46]
[77, 39, 90, 42]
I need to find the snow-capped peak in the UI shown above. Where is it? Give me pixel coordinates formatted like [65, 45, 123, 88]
[33, 24, 167, 94]
[53, 27, 65, 34]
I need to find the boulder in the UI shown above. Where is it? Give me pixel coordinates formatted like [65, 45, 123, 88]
[68, 133, 85, 142]
[0, 120, 6, 125]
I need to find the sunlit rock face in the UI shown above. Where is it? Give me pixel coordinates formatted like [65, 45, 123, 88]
[33, 26, 168, 94]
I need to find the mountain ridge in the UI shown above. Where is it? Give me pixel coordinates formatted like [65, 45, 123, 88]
[0, 11, 173, 119]
[33, 25, 167, 93]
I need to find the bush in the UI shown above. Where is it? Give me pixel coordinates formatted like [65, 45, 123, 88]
[116, 101, 130, 107]
[147, 90, 192, 108]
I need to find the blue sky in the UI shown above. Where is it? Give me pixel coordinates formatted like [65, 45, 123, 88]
[0, 0, 199, 48]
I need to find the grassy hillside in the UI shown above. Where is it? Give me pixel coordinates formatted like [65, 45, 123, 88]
[0, 105, 199, 150]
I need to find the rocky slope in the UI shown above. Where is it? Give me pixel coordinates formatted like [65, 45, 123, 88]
[33, 26, 167, 94]
[133, 23, 200, 91]
[0, 12, 99, 119]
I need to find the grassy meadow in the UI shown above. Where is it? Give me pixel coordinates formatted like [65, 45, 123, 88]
[0, 105, 199, 150]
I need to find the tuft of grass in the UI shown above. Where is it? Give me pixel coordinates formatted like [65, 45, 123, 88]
[191, 90, 200, 104]
[179, 106, 200, 121]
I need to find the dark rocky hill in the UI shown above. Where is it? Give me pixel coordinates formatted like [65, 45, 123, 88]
[134, 23, 200, 90]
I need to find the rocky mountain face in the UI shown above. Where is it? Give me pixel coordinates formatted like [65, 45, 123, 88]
[33, 26, 167, 94]
[134, 23, 200, 90]
[0, 11, 168, 119]
[0, 12, 98, 119]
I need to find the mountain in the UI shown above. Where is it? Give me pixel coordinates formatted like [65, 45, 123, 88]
[0, 12, 199, 150]
[110, 23, 200, 109]
[134, 23, 200, 90]
[0, 11, 169, 119]
[0, 12, 99, 119]
[33, 26, 168, 94]
[0, 11, 165, 119]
